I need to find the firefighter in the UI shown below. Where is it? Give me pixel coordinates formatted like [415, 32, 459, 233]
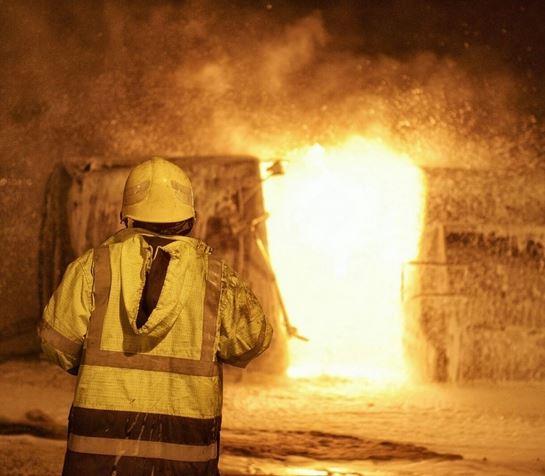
[38, 157, 273, 475]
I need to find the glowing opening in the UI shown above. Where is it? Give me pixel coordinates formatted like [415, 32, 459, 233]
[262, 136, 425, 384]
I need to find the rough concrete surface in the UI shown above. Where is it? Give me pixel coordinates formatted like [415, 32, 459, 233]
[403, 168, 545, 382]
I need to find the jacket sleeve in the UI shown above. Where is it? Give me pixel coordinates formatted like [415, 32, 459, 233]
[217, 263, 273, 368]
[38, 249, 94, 374]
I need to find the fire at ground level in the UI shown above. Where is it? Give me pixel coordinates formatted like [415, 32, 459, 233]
[0, 360, 543, 476]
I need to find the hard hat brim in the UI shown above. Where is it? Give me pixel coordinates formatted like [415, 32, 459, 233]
[122, 204, 195, 223]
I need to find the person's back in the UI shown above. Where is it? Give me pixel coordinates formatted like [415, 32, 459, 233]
[38, 157, 273, 475]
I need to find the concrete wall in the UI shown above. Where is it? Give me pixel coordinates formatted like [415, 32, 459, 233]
[0, 162, 51, 356]
[404, 168, 545, 381]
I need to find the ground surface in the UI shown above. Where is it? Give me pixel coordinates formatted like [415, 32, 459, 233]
[0, 359, 544, 475]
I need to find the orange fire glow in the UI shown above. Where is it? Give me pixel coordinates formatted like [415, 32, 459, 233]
[262, 136, 425, 383]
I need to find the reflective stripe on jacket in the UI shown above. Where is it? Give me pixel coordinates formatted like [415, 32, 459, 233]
[39, 227, 273, 475]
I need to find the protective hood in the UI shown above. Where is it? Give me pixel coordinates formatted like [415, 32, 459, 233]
[110, 229, 209, 339]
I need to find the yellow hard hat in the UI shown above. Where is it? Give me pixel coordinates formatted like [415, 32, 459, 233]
[121, 157, 195, 223]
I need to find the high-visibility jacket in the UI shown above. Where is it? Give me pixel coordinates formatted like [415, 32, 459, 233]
[39, 227, 273, 475]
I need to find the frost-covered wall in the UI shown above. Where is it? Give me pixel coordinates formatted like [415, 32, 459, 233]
[38, 156, 287, 374]
[404, 168, 545, 382]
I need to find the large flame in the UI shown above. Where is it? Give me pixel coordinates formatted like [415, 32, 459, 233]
[262, 136, 425, 383]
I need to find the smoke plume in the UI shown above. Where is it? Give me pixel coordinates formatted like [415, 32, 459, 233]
[1, 0, 544, 169]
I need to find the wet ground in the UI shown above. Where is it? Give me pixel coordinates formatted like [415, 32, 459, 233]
[0, 359, 544, 475]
